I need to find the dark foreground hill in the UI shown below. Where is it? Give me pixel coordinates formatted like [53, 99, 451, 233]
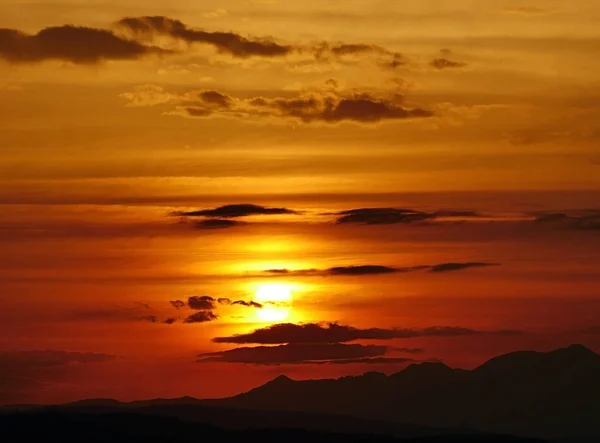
[0, 412, 547, 443]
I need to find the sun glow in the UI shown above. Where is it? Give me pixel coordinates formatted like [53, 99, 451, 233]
[254, 283, 293, 322]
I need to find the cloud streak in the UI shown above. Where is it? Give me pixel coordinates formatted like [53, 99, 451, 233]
[533, 210, 600, 231]
[122, 87, 433, 125]
[262, 262, 497, 277]
[333, 208, 480, 225]
[213, 322, 522, 345]
[173, 204, 298, 218]
[0, 26, 166, 64]
[429, 262, 498, 273]
[115, 16, 292, 58]
[197, 343, 391, 365]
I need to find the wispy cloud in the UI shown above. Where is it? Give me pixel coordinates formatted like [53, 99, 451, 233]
[213, 322, 523, 345]
[121, 87, 433, 125]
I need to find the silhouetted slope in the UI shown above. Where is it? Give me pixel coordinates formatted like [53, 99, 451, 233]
[0, 412, 547, 443]
[2, 345, 597, 441]
[221, 345, 600, 439]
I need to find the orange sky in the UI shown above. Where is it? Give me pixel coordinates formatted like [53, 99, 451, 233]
[1, 0, 599, 405]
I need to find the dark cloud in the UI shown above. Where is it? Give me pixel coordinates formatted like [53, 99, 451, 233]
[196, 219, 242, 230]
[187, 296, 216, 310]
[313, 42, 407, 69]
[115, 16, 292, 58]
[333, 207, 481, 225]
[329, 265, 398, 276]
[533, 211, 600, 231]
[232, 300, 264, 309]
[330, 43, 380, 57]
[218, 298, 232, 305]
[335, 208, 435, 225]
[197, 343, 388, 365]
[261, 93, 432, 123]
[164, 318, 177, 325]
[184, 311, 218, 324]
[173, 204, 298, 219]
[198, 90, 232, 107]
[213, 322, 520, 345]
[139, 315, 158, 323]
[430, 58, 467, 70]
[123, 87, 433, 125]
[429, 262, 498, 273]
[264, 265, 403, 277]
[263, 262, 495, 277]
[0, 25, 165, 64]
[170, 300, 186, 310]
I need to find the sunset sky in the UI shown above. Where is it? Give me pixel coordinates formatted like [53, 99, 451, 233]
[1, 0, 599, 405]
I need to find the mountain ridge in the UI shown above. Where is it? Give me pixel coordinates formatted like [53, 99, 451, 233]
[2, 344, 598, 440]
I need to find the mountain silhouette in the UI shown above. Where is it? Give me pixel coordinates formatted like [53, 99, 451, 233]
[2, 345, 598, 442]
[217, 344, 600, 439]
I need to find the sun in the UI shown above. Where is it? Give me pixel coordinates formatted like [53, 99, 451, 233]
[254, 283, 292, 322]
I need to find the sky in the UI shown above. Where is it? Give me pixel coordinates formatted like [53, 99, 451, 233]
[1, 0, 599, 405]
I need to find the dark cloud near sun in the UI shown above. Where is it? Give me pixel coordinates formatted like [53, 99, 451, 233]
[329, 265, 400, 276]
[184, 311, 218, 324]
[115, 16, 292, 58]
[187, 296, 216, 310]
[0, 26, 166, 64]
[263, 262, 495, 277]
[196, 219, 243, 230]
[168, 296, 261, 325]
[264, 265, 406, 277]
[213, 322, 522, 345]
[232, 300, 264, 309]
[170, 300, 186, 310]
[429, 262, 498, 273]
[197, 343, 390, 365]
[174, 204, 298, 219]
[333, 207, 480, 225]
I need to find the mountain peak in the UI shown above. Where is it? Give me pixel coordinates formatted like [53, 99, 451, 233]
[476, 344, 600, 374]
[269, 374, 294, 384]
[394, 361, 453, 378]
[560, 343, 597, 355]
